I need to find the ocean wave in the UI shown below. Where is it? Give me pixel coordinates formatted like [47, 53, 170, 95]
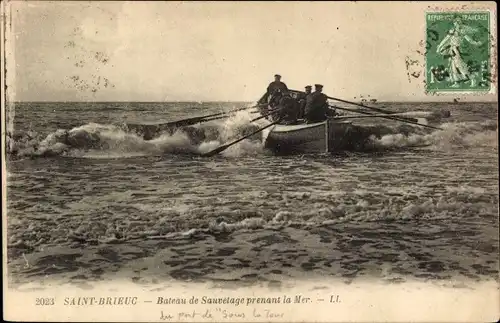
[7, 185, 497, 252]
[368, 120, 497, 150]
[6, 112, 497, 159]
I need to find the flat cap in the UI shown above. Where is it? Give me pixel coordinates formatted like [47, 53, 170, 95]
[314, 84, 323, 88]
[305, 85, 312, 89]
[274, 74, 281, 77]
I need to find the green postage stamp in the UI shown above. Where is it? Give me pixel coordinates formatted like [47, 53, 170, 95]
[425, 11, 491, 93]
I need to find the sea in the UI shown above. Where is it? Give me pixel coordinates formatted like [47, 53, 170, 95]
[4, 101, 499, 291]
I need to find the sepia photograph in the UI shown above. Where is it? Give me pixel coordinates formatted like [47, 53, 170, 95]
[2, 1, 499, 322]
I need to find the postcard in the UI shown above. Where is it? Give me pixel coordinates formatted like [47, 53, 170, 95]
[2, 1, 498, 322]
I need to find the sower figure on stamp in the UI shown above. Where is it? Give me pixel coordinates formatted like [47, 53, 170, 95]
[436, 18, 483, 88]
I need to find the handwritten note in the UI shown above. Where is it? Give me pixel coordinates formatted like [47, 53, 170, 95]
[156, 294, 341, 321]
[160, 308, 285, 321]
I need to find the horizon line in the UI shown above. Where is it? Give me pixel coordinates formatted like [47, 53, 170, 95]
[6, 100, 498, 104]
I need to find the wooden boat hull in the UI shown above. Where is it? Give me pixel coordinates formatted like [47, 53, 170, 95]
[264, 119, 354, 154]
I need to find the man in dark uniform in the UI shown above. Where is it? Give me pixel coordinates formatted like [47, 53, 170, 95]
[275, 92, 300, 124]
[258, 74, 289, 105]
[267, 74, 289, 95]
[296, 85, 312, 119]
[304, 84, 329, 123]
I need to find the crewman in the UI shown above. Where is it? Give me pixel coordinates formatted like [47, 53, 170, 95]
[267, 74, 289, 95]
[296, 85, 312, 119]
[258, 74, 289, 105]
[304, 84, 329, 123]
[276, 92, 300, 124]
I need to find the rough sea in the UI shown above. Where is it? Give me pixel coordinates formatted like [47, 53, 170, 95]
[5, 101, 499, 291]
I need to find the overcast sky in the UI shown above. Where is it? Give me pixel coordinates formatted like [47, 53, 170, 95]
[6, 1, 497, 102]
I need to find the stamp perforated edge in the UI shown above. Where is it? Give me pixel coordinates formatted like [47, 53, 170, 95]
[423, 5, 497, 96]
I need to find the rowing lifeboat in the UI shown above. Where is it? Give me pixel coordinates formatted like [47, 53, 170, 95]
[263, 119, 354, 154]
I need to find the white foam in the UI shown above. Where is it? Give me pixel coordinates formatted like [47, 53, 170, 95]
[369, 120, 497, 151]
[7, 112, 498, 159]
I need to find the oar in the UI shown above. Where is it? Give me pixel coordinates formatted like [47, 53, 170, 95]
[331, 105, 443, 130]
[192, 105, 280, 124]
[325, 95, 420, 122]
[290, 89, 417, 122]
[251, 103, 274, 113]
[333, 111, 445, 119]
[326, 100, 420, 123]
[194, 115, 231, 123]
[157, 105, 259, 129]
[332, 114, 427, 120]
[289, 89, 394, 115]
[200, 103, 268, 120]
[201, 119, 282, 157]
[250, 106, 283, 122]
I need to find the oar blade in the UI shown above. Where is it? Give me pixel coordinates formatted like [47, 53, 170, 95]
[201, 119, 281, 157]
[201, 144, 230, 158]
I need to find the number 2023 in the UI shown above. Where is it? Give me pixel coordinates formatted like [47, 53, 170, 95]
[35, 298, 55, 305]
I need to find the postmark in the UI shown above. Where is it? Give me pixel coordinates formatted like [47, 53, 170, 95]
[425, 11, 492, 93]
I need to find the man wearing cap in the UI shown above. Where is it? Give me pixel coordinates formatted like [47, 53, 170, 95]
[304, 84, 329, 123]
[267, 74, 289, 95]
[258, 74, 289, 103]
[296, 85, 312, 119]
